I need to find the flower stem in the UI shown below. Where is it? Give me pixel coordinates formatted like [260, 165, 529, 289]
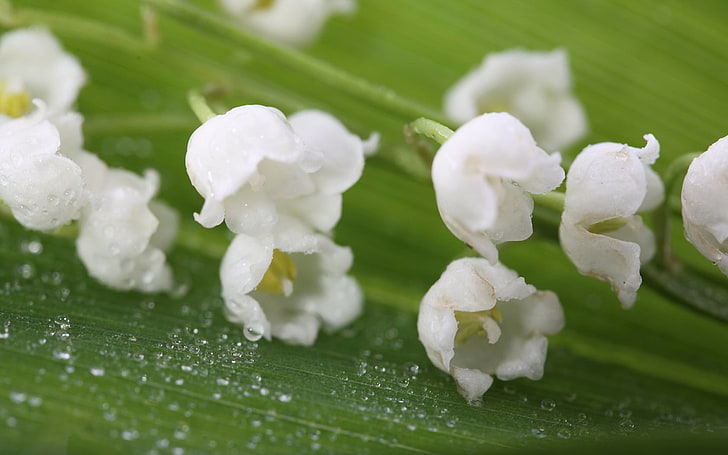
[642, 262, 728, 322]
[187, 90, 217, 123]
[407, 117, 454, 145]
[653, 153, 699, 269]
[144, 0, 450, 125]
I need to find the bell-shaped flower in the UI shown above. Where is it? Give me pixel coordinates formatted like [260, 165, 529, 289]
[75, 151, 177, 293]
[0, 27, 86, 122]
[218, 0, 356, 47]
[560, 134, 664, 308]
[186, 105, 374, 236]
[444, 48, 587, 151]
[418, 257, 564, 401]
[0, 103, 84, 230]
[221, 215, 363, 346]
[681, 135, 728, 275]
[431, 112, 564, 263]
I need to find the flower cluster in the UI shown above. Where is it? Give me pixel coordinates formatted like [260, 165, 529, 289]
[0, 28, 177, 292]
[5, 10, 726, 411]
[186, 104, 377, 345]
[422, 112, 566, 400]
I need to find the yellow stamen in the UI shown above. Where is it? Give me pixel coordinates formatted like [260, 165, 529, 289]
[256, 249, 297, 295]
[0, 81, 31, 118]
[251, 0, 275, 10]
[588, 217, 628, 234]
[454, 307, 503, 346]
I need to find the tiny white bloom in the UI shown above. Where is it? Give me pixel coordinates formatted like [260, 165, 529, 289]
[432, 112, 564, 263]
[681, 135, 728, 275]
[221, 215, 363, 345]
[444, 48, 587, 151]
[560, 134, 663, 308]
[75, 152, 177, 293]
[186, 105, 373, 235]
[0, 27, 86, 121]
[418, 257, 564, 402]
[0, 104, 84, 230]
[219, 0, 356, 47]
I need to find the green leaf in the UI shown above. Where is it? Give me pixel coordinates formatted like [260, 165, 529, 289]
[2, 0, 728, 453]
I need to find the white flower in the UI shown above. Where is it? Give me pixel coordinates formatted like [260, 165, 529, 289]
[681, 136, 728, 275]
[221, 215, 362, 345]
[219, 0, 356, 47]
[186, 105, 374, 235]
[75, 151, 178, 293]
[560, 134, 664, 308]
[418, 257, 564, 402]
[0, 104, 84, 230]
[0, 27, 86, 121]
[431, 112, 564, 263]
[444, 48, 587, 151]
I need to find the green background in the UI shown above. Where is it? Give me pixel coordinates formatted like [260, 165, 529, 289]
[1, 0, 727, 453]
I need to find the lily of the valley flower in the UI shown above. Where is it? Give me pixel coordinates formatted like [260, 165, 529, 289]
[221, 215, 362, 346]
[48, 112, 178, 293]
[0, 104, 84, 230]
[444, 48, 587, 151]
[219, 0, 356, 47]
[431, 112, 564, 263]
[0, 27, 86, 122]
[186, 105, 374, 235]
[75, 150, 178, 292]
[681, 135, 728, 275]
[560, 134, 664, 308]
[418, 257, 564, 401]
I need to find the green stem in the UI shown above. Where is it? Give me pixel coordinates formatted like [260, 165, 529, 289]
[643, 262, 728, 322]
[187, 90, 217, 123]
[407, 117, 454, 145]
[144, 0, 449, 125]
[653, 153, 699, 269]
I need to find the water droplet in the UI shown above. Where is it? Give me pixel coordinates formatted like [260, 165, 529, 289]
[278, 394, 292, 403]
[18, 264, 35, 279]
[540, 399, 557, 411]
[557, 428, 572, 439]
[90, 367, 105, 377]
[52, 349, 71, 360]
[216, 378, 229, 386]
[619, 419, 636, 431]
[9, 392, 26, 403]
[244, 325, 263, 341]
[502, 385, 516, 395]
[531, 428, 546, 438]
[21, 240, 43, 254]
[55, 315, 71, 330]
